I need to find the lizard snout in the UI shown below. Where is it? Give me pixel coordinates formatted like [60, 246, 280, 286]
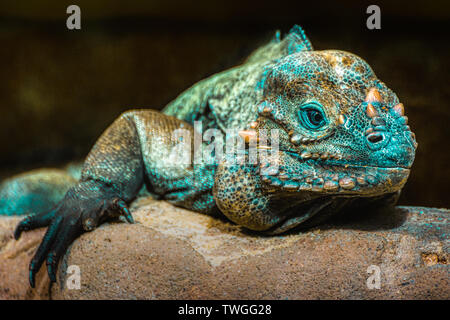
[369, 137, 415, 169]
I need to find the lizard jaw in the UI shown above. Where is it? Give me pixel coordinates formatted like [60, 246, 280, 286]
[258, 151, 411, 197]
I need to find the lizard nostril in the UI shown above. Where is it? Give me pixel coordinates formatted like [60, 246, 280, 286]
[367, 133, 383, 144]
[366, 131, 390, 150]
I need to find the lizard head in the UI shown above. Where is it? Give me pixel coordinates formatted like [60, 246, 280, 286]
[244, 50, 417, 198]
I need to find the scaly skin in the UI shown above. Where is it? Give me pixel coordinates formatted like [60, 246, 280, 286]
[4, 25, 416, 287]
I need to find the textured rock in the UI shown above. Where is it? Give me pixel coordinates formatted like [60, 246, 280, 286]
[0, 217, 49, 299]
[0, 198, 448, 299]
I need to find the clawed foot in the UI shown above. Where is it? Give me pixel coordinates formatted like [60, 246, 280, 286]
[14, 181, 134, 287]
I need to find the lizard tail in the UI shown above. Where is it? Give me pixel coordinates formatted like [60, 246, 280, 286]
[0, 167, 79, 216]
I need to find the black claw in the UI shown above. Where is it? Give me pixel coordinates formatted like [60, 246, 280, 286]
[28, 258, 40, 288]
[46, 252, 56, 282]
[14, 216, 32, 240]
[49, 271, 56, 283]
[29, 256, 44, 288]
[125, 212, 134, 224]
[29, 267, 36, 288]
[116, 199, 134, 223]
[47, 263, 57, 283]
[29, 265, 39, 288]
[14, 223, 25, 240]
[14, 210, 56, 240]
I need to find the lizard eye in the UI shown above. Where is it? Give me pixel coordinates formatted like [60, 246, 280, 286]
[298, 103, 327, 130]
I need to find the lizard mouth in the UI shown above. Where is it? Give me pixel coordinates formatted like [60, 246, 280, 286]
[282, 150, 413, 170]
[258, 149, 411, 196]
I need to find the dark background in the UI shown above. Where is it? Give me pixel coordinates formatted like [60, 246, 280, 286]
[0, 0, 448, 207]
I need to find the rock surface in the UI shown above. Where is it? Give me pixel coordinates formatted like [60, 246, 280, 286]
[0, 198, 448, 299]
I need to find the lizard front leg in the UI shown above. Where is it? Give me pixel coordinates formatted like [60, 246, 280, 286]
[14, 110, 211, 287]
